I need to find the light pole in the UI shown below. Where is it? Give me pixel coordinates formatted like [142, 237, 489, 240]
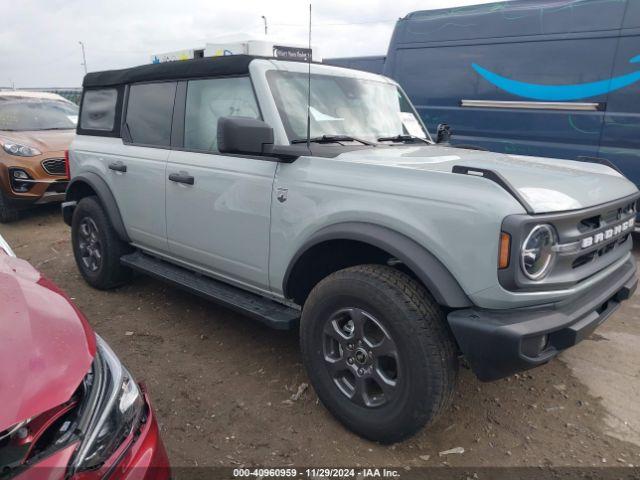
[78, 41, 87, 75]
[261, 15, 267, 36]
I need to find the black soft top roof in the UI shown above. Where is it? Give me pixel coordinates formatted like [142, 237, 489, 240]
[83, 55, 259, 88]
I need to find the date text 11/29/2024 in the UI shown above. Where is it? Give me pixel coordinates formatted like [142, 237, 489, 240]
[233, 468, 401, 478]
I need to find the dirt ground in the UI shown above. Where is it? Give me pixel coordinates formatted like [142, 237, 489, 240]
[2, 205, 640, 470]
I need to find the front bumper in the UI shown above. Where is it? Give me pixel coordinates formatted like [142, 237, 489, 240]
[448, 255, 637, 381]
[0, 161, 67, 208]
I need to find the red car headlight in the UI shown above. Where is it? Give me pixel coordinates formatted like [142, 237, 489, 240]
[69, 336, 145, 473]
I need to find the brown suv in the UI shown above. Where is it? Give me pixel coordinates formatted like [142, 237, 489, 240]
[0, 91, 77, 222]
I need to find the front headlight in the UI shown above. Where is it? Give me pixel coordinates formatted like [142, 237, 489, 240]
[520, 224, 557, 280]
[1, 141, 41, 157]
[71, 336, 144, 472]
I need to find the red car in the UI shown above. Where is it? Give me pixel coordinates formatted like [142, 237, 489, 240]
[0, 234, 170, 479]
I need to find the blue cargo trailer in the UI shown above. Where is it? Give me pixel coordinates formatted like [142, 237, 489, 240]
[324, 55, 386, 74]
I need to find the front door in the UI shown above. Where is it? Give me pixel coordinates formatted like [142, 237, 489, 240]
[165, 76, 275, 292]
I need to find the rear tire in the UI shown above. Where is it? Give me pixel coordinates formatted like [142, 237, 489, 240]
[300, 264, 458, 443]
[71, 196, 132, 289]
[0, 190, 20, 223]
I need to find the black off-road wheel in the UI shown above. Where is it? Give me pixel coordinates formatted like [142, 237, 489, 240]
[0, 190, 20, 223]
[71, 196, 132, 289]
[300, 265, 458, 443]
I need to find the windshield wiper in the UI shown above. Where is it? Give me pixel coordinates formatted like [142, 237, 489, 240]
[291, 135, 375, 146]
[377, 134, 430, 144]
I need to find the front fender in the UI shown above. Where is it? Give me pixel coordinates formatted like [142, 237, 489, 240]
[283, 222, 472, 308]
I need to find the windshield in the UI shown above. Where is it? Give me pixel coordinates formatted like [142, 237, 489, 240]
[0, 98, 78, 131]
[266, 71, 429, 143]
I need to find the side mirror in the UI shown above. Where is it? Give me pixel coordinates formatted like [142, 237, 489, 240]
[436, 123, 452, 144]
[218, 117, 275, 155]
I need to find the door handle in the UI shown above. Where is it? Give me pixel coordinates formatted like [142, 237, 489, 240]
[108, 162, 127, 173]
[168, 172, 195, 185]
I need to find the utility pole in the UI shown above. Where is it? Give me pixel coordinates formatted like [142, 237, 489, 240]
[78, 41, 88, 75]
[261, 15, 267, 35]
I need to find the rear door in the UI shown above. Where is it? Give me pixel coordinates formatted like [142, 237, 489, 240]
[165, 76, 276, 292]
[106, 82, 176, 253]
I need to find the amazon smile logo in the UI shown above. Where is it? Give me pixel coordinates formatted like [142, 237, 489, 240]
[472, 55, 640, 101]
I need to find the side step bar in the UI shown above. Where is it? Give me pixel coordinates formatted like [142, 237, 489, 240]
[120, 251, 300, 330]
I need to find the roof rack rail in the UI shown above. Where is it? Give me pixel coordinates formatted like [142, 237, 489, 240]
[452, 165, 534, 214]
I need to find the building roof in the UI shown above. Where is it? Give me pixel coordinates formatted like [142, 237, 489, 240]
[83, 55, 258, 88]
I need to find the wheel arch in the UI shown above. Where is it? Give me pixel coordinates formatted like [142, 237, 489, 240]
[65, 173, 130, 242]
[283, 222, 471, 308]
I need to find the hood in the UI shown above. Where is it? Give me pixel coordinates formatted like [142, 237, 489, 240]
[0, 130, 75, 153]
[337, 145, 639, 214]
[0, 254, 95, 432]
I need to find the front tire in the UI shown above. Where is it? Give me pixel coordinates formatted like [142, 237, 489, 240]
[71, 196, 132, 289]
[300, 265, 458, 443]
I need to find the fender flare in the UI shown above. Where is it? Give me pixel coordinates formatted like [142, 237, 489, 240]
[283, 222, 472, 308]
[65, 172, 130, 242]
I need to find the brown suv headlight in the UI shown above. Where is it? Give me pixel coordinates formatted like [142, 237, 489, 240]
[1, 141, 41, 157]
[520, 224, 557, 280]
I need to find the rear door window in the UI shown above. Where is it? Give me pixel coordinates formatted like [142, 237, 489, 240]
[184, 77, 260, 153]
[125, 82, 177, 147]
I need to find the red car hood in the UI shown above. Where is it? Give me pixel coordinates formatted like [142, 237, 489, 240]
[0, 254, 95, 432]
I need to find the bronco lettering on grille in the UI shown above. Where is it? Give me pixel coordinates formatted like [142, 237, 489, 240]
[581, 218, 635, 249]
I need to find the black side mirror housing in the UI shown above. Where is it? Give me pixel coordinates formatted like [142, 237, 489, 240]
[436, 123, 452, 144]
[217, 116, 275, 156]
[217, 116, 304, 162]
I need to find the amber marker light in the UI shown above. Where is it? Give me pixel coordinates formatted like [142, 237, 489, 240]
[499, 232, 511, 269]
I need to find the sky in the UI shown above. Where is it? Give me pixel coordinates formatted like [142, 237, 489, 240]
[0, 0, 497, 88]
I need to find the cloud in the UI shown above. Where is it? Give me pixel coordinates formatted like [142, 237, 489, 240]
[0, 0, 496, 88]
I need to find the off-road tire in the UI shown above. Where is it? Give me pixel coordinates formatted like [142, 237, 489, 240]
[71, 196, 132, 289]
[300, 264, 458, 443]
[0, 190, 20, 223]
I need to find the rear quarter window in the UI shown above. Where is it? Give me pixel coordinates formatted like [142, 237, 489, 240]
[79, 89, 118, 132]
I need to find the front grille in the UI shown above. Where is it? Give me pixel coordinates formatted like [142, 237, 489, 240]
[500, 194, 639, 292]
[42, 158, 66, 176]
[544, 197, 637, 284]
[572, 234, 630, 269]
[567, 200, 636, 271]
[577, 201, 635, 234]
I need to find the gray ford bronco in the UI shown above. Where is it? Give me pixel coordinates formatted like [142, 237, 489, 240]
[63, 55, 639, 443]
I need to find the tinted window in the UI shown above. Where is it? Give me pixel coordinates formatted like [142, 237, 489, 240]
[126, 82, 176, 147]
[184, 77, 260, 152]
[80, 89, 117, 131]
